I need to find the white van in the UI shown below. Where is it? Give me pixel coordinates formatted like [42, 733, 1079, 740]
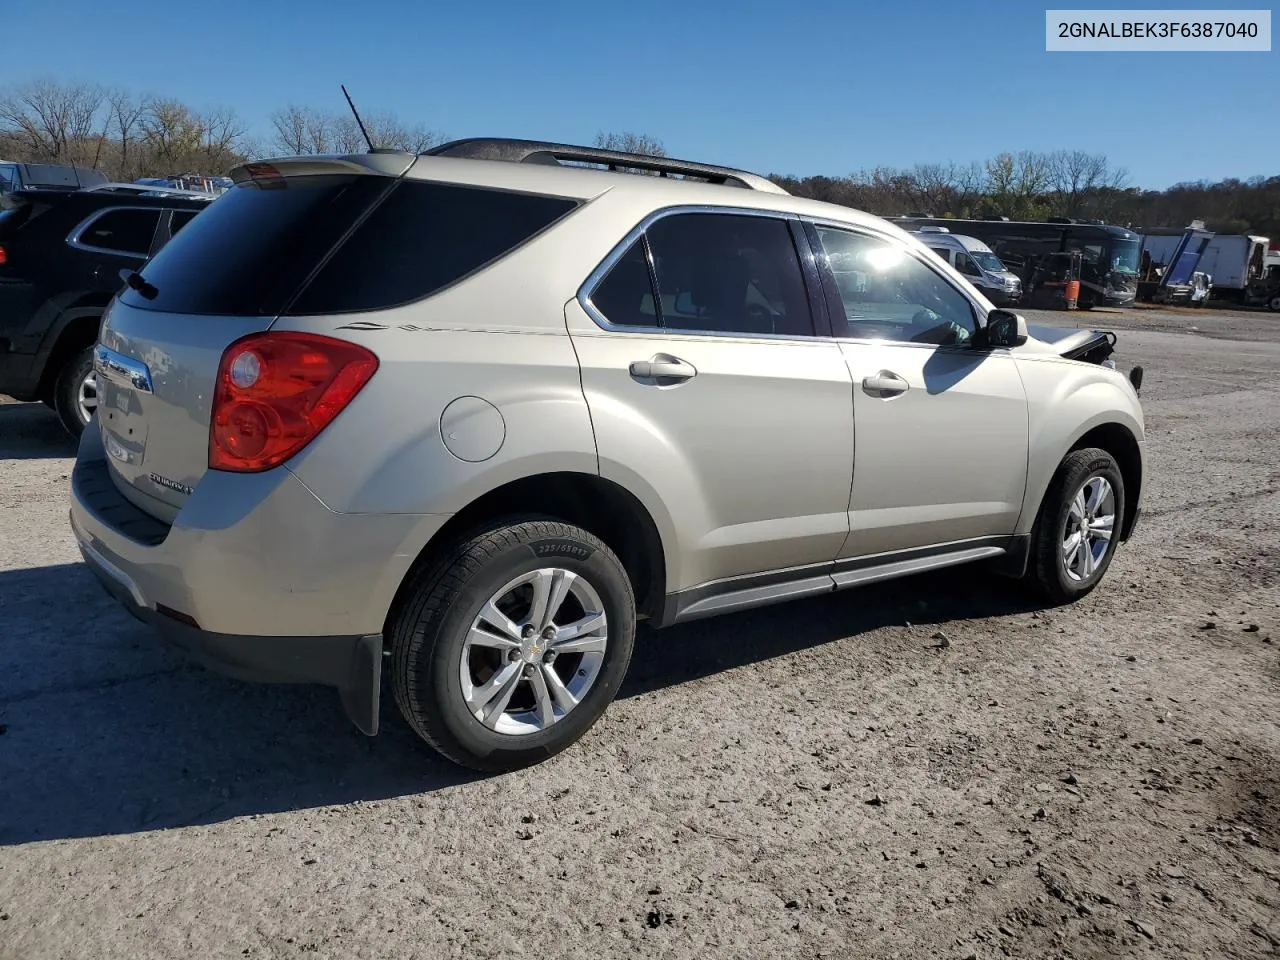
[910, 227, 1023, 306]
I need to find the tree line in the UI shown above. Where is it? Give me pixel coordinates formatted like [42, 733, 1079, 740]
[2, 79, 1276, 238]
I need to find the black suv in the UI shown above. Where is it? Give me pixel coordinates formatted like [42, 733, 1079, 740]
[0, 185, 214, 436]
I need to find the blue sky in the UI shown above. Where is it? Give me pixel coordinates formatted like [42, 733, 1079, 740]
[5, 0, 1276, 187]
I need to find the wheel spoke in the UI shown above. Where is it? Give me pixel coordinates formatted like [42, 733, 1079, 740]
[541, 663, 579, 714]
[550, 633, 607, 655]
[528, 665, 556, 728]
[477, 600, 523, 644]
[1084, 479, 1108, 517]
[1070, 489, 1087, 523]
[1080, 539, 1096, 577]
[1090, 514, 1115, 542]
[553, 611, 606, 644]
[1064, 537, 1083, 575]
[540, 570, 575, 631]
[466, 624, 519, 651]
[470, 661, 522, 724]
[525, 570, 559, 632]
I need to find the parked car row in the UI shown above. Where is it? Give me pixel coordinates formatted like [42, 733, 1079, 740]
[66, 138, 1147, 772]
[0, 180, 216, 434]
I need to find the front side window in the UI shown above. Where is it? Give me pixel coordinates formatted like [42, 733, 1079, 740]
[78, 209, 161, 256]
[814, 226, 977, 346]
[954, 251, 982, 277]
[589, 212, 816, 338]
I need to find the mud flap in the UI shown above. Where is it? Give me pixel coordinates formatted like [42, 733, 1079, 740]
[340, 634, 384, 736]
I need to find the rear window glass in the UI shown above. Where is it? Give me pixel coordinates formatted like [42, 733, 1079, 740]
[120, 174, 390, 315]
[169, 210, 199, 235]
[285, 180, 578, 315]
[123, 176, 578, 316]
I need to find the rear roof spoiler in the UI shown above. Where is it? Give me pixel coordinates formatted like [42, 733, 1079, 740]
[421, 138, 789, 194]
[228, 153, 417, 183]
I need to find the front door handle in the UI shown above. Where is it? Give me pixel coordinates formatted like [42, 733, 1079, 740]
[861, 370, 908, 398]
[630, 354, 697, 383]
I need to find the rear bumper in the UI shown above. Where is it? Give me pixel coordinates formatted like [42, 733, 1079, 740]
[76, 528, 383, 733]
[68, 417, 451, 734]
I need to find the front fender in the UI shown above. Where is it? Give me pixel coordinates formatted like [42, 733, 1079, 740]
[1015, 356, 1145, 536]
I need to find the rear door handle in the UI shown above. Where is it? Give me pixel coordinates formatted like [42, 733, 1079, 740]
[630, 354, 697, 383]
[861, 370, 908, 398]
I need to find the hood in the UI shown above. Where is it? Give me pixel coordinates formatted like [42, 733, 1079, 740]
[1023, 323, 1117, 364]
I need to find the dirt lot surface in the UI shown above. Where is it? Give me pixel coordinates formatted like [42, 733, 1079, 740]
[1, 306, 1277, 960]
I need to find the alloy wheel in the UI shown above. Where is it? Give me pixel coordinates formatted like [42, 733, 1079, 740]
[1062, 475, 1115, 581]
[460, 568, 608, 735]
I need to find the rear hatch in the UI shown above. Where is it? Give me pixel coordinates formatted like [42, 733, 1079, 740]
[96, 156, 413, 522]
[95, 152, 582, 522]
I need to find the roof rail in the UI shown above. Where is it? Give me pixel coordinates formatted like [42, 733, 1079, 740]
[421, 138, 789, 194]
[81, 182, 219, 200]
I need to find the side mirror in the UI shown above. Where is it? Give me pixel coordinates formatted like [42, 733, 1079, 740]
[981, 309, 1028, 348]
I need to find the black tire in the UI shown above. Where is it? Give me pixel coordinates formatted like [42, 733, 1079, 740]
[1025, 448, 1125, 605]
[391, 518, 636, 772]
[52, 344, 96, 439]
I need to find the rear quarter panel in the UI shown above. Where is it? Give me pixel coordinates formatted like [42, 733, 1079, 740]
[1013, 352, 1145, 535]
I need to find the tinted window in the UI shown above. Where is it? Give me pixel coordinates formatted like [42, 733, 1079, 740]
[120, 174, 389, 315]
[288, 181, 578, 315]
[643, 213, 814, 337]
[590, 238, 658, 327]
[926, 246, 951, 264]
[79, 209, 160, 256]
[0, 164, 17, 194]
[815, 226, 976, 346]
[169, 210, 199, 235]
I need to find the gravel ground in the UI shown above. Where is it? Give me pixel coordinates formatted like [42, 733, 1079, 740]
[1, 307, 1277, 960]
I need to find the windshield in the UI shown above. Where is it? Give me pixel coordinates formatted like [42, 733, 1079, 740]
[969, 250, 1007, 273]
[1109, 238, 1140, 276]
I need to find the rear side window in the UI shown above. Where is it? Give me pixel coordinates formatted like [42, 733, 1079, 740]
[77, 209, 161, 256]
[121, 174, 389, 315]
[286, 181, 579, 315]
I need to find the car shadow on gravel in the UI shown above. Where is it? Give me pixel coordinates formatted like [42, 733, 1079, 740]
[622, 565, 1037, 699]
[0, 561, 1037, 845]
[0, 401, 77, 460]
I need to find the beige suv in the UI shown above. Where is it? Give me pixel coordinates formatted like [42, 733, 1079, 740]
[69, 138, 1145, 771]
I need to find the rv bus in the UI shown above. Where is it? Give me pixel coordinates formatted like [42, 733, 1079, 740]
[889, 216, 1141, 308]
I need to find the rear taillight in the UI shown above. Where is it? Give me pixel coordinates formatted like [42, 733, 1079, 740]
[209, 332, 378, 473]
[0, 244, 7, 265]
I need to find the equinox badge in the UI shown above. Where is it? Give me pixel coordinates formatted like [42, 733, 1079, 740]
[149, 473, 193, 496]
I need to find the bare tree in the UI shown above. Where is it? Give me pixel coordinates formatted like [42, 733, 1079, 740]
[0, 79, 105, 161]
[270, 104, 310, 154]
[200, 106, 246, 155]
[107, 88, 148, 178]
[140, 97, 204, 168]
[594, 131, 666, 157]
[270, 105, 336, 155]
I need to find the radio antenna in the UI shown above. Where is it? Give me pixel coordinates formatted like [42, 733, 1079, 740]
[341, 84, 375, 152]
